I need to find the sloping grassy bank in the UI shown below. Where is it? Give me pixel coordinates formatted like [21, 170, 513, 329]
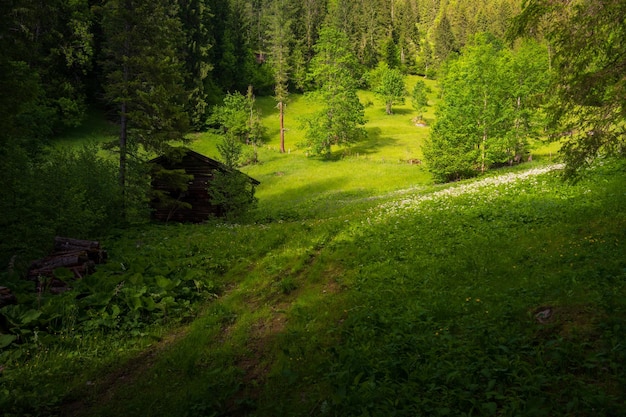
[23, 160, 619, 417]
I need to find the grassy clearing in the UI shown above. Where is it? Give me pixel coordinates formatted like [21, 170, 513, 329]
[2, 159, 623, 416]
[43, 160, 623, 417]
[53, 108, 118, 149]
[7, 77, 617, 417]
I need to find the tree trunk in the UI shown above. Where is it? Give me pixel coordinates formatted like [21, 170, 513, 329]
[386, 101, 393, 115]
[119, 17, 131, 219]
[481, 92, 488, 173]
[279, 101, 286, 153]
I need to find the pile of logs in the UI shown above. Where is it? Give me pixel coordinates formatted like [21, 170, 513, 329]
[27, 237, 108, 293]
[0, 286, 16, 308]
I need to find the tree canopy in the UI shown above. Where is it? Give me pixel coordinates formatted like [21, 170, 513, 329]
[512, 0, 626, 178]
[424, 34, 549, 182]
[300, 25, 366, 157]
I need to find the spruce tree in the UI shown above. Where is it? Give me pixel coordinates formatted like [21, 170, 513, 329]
[267, 0, 293, 153]
[177, 0, 213, 129]
[100, 0, 189, 215]
[301, 25, 366, 157]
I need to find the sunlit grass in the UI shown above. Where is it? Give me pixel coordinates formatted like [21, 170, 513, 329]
[15, 71, 621, 417]
[49, 159, 626, 417]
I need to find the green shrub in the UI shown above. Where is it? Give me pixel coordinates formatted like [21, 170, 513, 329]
[0, 143, 122, 265]
[207, 169, 258, 219]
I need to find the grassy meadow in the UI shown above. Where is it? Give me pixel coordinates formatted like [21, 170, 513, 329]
[2, 76, 625, 417]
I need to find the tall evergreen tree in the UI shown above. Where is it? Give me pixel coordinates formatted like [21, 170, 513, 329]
[431, 13, 457, 68]
[396, 0, 421, 72]
[100, 0, 189, 213]
[302, 25, 366, 157]
[267, 0, 293, 153]
[1, 0, 94, 132]
[177, 0, 213, 129]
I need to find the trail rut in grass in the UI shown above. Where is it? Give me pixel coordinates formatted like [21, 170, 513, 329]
[61, 328, 190, 417]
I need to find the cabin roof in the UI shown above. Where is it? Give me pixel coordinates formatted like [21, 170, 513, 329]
[148, 149, 260, 185]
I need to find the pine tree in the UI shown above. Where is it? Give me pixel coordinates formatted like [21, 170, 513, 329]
[177, 0, 213, 129]
[512, 0, 626, 178]
[267, 0, 293, 153]
[100, 0, 189, 214]
[302, 25, 366, 157]
[431, 13, 457, 68]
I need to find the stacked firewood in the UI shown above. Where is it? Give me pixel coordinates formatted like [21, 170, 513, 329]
[0, 286, 16, 308]
[27, 237, 108, 293]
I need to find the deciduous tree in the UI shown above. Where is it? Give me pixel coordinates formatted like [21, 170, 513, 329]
[424, 33, 548, 182]
[512, 0, 626, 178]
[371, 63, 406, 115]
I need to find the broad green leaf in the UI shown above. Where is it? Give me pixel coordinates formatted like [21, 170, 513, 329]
[0, 334, 17, 349]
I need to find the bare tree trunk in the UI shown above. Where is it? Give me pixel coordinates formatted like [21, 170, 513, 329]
[119, 19, 131, 219]
[482, 92, 488, 173]
[279, 101, 286, 153]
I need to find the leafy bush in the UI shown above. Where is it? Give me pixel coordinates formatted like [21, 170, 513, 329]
[208, 170, 258, 219]
[0, 143, 122, 265]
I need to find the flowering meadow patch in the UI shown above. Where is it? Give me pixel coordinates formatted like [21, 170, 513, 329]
[372, 164, 564, 219]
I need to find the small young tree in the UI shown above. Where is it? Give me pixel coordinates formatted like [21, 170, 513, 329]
[210, 90, 264, 166]
[210, 91, 264, 146]
[207, 170, 258, 219]
[411, 79, 431, 122]
[372, 63, 406, 115]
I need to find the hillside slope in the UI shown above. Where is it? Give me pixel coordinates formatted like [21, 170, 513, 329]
[45, 160, 626, 417]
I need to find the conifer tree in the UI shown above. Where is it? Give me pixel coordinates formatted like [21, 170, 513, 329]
[100, 0, 189, 214]
[267, 0, 293, 153]
[301, 25, 366, 157]
[177, 0, 213, 129]
[512, 0, 626, 178]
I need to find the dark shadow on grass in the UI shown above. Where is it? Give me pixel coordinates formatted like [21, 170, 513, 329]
[387, 108, 415, 116]
[255, 176, 362, 221]
[343, 127, 398, 157]
[260, 175, 349, 203]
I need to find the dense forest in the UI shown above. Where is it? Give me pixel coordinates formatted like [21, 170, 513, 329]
[0, 0, 522, 133]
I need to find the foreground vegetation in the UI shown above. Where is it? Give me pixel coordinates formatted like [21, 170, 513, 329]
[1, 155, 624, 416]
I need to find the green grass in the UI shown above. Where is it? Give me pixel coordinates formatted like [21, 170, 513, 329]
[53, 108, 118, 149]
[6, 77, 623, 417]
[2, 160, 624, 417]
[55, 161, 626, 417]
[189, 76, 438, 218]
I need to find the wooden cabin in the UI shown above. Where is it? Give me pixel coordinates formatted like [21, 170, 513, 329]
[148, 149, 260, 222]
